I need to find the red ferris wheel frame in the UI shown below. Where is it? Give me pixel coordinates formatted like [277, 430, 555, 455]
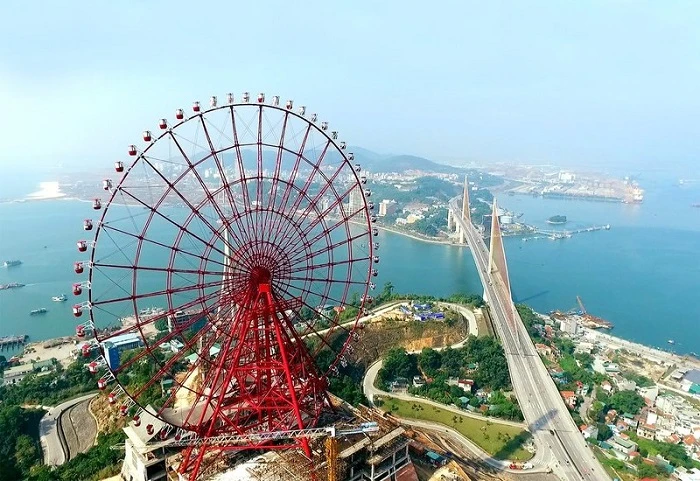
[72, 93, 379, 479]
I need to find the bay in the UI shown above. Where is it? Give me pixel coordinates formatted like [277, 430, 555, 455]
[0, 179, 699, 358]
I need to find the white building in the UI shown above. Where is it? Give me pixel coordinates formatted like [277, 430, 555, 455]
[559, 318, 579, 335]
[2, 364, 34, 386]
[120, 406, 168, 481]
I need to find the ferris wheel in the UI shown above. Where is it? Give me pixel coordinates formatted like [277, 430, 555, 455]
[72, 92, 378, 478]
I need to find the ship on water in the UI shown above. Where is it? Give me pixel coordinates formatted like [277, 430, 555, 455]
[52, 294, 67, 302]
[3, 260, 22, 267]
[0, 282, 25, 291]
[30, 308, 48, 316]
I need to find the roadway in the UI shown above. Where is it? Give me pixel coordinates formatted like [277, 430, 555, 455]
[39, 393, 97, 466]
[449, 198, 610, 481]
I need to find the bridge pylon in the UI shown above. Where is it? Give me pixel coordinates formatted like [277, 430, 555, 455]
[488, 199, 512, 302]
[458, 175, 470, 244]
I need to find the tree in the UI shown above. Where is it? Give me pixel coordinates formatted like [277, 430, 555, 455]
[418, 348, 442, 377]
[609, 391, 645, 415]
[380, 282, 395, 301]
[377, 348, 418, 387]
[14, 435, 39, 475]
[596, 423, 612, 441]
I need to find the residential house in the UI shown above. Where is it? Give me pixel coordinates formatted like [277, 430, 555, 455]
[575, 381, 589, 397]
[457, 379, 474, 393]
[581, 425, 599, 440]
[637, 423, 657, 440]
[560, 391, 577, 409]
[535, 343, 552, 357]
[611, 435, 638, 456]
[601, 380, 613, 393]
[412, 376, 426, 388]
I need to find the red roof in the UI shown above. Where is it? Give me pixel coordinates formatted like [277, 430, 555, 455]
[560, 391, 576, 398]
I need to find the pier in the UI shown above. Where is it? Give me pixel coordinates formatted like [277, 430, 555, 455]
[531, 224, 611, 240]
[0, 335, 28, 351]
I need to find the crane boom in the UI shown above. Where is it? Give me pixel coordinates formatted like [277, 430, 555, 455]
[114, 422, 379, 450]
[576, 296, 587, 315]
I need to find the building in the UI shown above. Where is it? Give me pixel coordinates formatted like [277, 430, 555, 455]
[348, 188, 364, 213]
[120, 406, 167, 481]
[559, 318, 579, 335]
[457, 379, 474, 393]
[535, 343, 553, 357]
[378, 199, 398, 217]
[2, 364, 34, 386]
[101, 333, 145, 370]
[611, 435, 638, 456]
[581, 424, 599, 440]
[560, 391, 577, 408]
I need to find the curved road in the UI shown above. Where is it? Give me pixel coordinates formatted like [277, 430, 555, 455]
[39, 393, 97, 466]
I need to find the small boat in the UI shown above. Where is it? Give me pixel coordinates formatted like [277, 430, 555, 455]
[3, 260, 22, 267]
[30, 308, 47, 316]
[668, 339, 675, 345]
[52, 294, 67, 302]
[0, 282, 25, 291]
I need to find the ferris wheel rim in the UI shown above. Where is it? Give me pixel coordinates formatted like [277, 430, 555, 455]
[77, 93, 378, 435]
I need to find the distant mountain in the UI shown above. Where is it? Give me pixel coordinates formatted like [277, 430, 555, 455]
[349, 147, 464, 174]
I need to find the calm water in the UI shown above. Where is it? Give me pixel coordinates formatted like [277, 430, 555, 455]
[1, 180, 699, 357]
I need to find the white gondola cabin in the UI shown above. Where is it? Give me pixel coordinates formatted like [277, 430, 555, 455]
[83, 219, 93, 231]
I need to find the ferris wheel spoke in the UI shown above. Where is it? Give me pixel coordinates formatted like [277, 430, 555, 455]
[288, 257, 369, 275]
[99, 223, 229, 272]
[194, 117, 252, 249]
[269, 282, 355, 355]
[108, 289, 226, 376]
[151, 331, 226, 417]
[158, 134, 250, 251]
[92, 263, 225, 278]
[264, 142, 331, 250]
[127, 316, 213, 403]
[228, 107, 259, 243]
[93, 278, 225, 308]
[276, 171, 357, 257]
[287, 226, 369, 268]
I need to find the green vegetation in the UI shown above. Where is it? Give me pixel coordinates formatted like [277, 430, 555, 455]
[26, 432, 125, 481]
[0, 406, 43, 481]
[627, 431, 700, 469]
[0, 362, 96, 406]
[377, 337, 521, 421]
[547, 215, 567, 224]
[378, 397, 532, 461]
[620, 370, 655, 388]
[608, 390, 646, 415]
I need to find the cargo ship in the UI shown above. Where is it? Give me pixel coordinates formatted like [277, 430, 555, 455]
[30, 308, 47, 316]
[3, 260, 22, 267]
[0, 282, 25, 290]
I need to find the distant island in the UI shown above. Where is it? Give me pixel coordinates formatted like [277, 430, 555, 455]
[547, 215, 567, 225]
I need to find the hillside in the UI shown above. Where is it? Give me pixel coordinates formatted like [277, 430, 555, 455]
[350, 148, 464, 174]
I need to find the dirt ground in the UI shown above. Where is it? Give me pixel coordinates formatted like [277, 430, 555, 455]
[351, 312, 469, 366]
[20, 337, 78, 366]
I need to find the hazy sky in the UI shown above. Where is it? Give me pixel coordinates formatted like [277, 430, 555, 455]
[2, 0, 699, 177]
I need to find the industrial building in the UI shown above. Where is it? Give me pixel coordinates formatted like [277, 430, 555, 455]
[102, 332, 145, 370]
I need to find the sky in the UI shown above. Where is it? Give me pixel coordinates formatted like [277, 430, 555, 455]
[1, 0, 700, 179]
